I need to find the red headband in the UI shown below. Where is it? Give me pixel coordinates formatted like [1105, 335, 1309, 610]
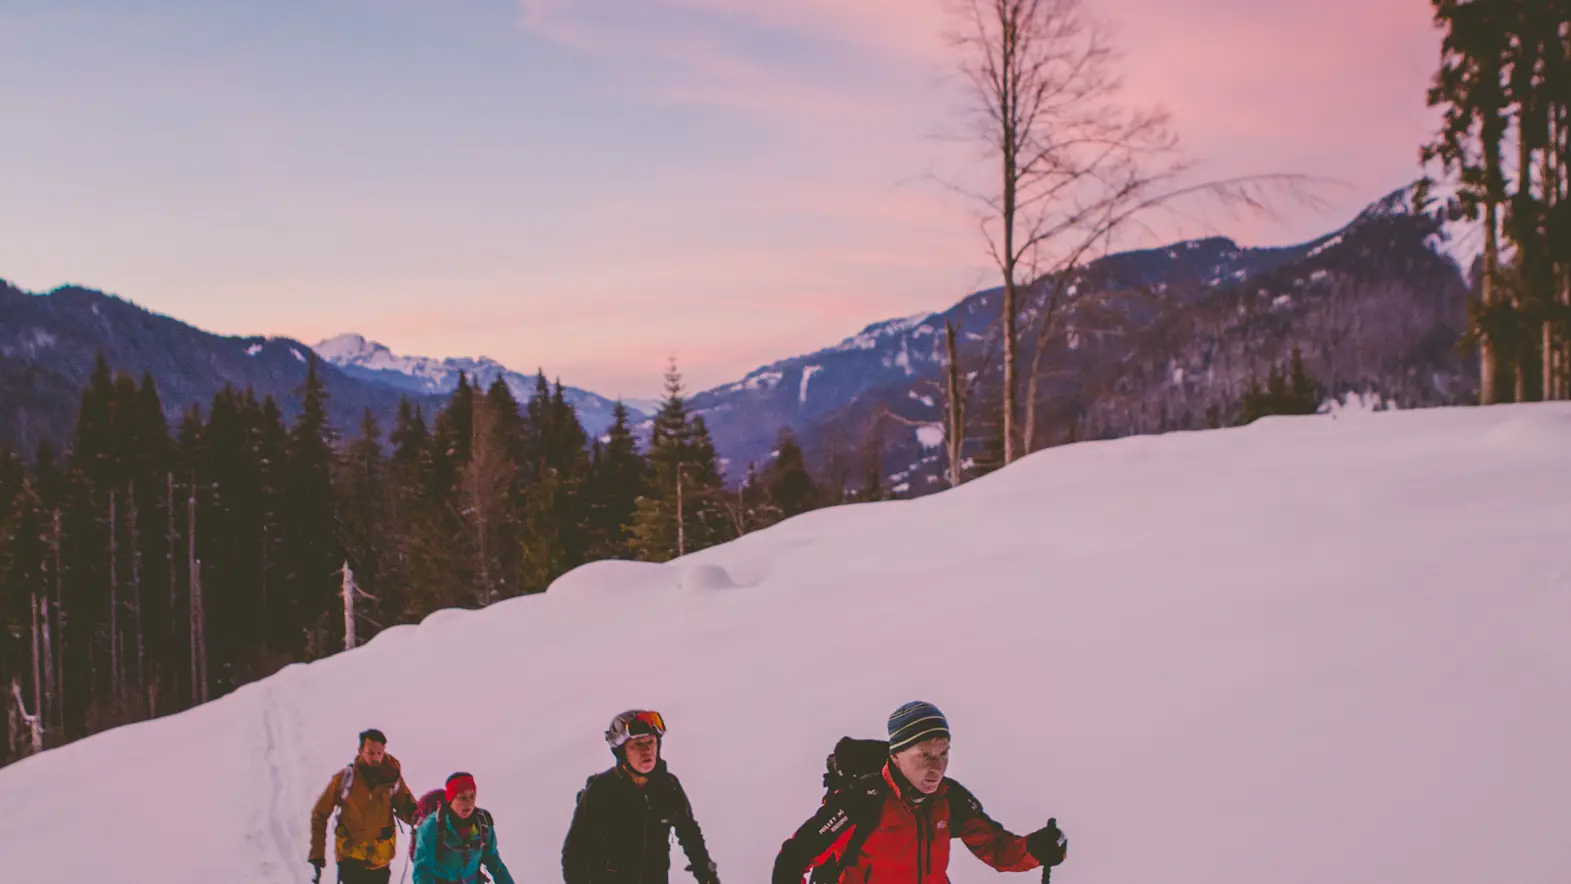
[445, 773, 477, 803]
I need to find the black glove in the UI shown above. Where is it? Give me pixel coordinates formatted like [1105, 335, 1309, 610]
[687, 859, 720, 884]
[308, 859, 324, 883]
[1026, 818, 1067, 867]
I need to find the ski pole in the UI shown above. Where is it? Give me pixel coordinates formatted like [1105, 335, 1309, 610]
[1041, 817, 1056, 884]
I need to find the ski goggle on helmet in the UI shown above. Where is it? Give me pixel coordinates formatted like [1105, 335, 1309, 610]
[606, 709, 666, 749]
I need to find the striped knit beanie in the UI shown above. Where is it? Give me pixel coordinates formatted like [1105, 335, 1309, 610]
[888, 701, 950, 754]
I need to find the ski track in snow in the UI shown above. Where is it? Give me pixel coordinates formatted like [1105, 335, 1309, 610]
[260, 685, 303, 882]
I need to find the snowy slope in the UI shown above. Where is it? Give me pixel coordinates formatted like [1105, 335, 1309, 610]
[1, 404, 1568, 884]
[313, 334, 645, 436]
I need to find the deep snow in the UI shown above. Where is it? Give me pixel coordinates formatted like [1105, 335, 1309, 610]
[0, 404, 1567, 884]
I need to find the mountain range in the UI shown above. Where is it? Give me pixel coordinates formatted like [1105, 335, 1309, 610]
[0, 184, 1479, 496]
[312, 333, 655, 432]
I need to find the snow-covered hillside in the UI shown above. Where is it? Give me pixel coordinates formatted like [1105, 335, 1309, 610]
[1, 404, 1567, 884]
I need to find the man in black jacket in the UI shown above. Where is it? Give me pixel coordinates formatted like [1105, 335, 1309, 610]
[562, 709, 721, 884]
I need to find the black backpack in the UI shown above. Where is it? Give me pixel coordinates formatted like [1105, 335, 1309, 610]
[809, 738, 890, 884]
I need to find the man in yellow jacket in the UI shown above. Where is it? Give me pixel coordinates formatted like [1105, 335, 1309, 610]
[310, 728, 418, 884]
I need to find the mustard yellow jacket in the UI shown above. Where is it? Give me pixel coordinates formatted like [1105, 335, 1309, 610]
[310, 755, 417, 868]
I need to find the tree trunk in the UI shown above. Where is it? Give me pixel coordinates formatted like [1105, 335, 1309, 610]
[676, 463, 686, 557]
[40, 596, 55, 741]
[945, 321, 967, 488]
[1023, 274, 1073, 455]
[1483, 195, 1500, 404]
[29, 591, 42, 744]
[998, 1, 1021, 466]
[188, 474, 204, 706]
[10, 679, 41, 756]
[341, 562, 357, 652]
[1001, 166, 1018, 462]
[50, 509, 63, 734]
[129, 482, 144, 713]
[165, 472, 177, 715]
[108, 489, 119, 721]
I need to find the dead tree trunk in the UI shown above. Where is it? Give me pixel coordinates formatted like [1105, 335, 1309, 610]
[342, 561, 357, 652]
[10, 678, 42, 756]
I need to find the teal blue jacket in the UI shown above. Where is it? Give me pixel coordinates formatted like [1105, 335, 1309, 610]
[412, 808, 516, 884]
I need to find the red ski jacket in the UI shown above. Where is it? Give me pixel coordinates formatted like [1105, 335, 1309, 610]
[772, 763, 1040, 884]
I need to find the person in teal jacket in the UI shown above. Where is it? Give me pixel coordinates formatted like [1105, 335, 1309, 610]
[413, 771, 516, 884]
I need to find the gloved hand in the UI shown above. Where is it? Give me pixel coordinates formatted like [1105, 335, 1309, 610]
[309, 858, 324, 883]
[1026, 818, 1067, 867]
[687, 859, 720, 884]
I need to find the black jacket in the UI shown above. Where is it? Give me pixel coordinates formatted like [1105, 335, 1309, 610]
[562, 760, 719, 884]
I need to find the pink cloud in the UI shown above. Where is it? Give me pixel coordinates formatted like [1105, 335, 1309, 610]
[518, 0, 1442, 248]
[513, 0, 897, 123]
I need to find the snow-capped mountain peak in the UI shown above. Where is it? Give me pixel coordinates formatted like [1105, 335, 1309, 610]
[310, 335, 646, 434]
[313, 332, 381, 364]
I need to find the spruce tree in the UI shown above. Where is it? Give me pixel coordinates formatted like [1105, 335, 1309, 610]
[519, 378, 592, 592]
[200, 385, 269, 693]
[762, 427, 818, 521]
[70, 353, 117, 488]
[339, 409, 388, 639]
[457, 385, 519, 603]
[430, 372, 475, 488]
[586, 402, 646, 559]
[628, 362, 729, 561]
[281, 355, 341, 657]
[860, 436, 887, 503]
[253, 395, 289, 659]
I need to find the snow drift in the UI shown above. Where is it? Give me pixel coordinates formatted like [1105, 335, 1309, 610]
[0, 404, 1567, 884]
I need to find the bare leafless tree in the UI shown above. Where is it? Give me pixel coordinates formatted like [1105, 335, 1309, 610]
[944, 0, 1318, 464]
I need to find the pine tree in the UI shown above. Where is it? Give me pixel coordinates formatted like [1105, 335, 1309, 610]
[859, 433, 886, 503]
[762, 427, 818, 521]
[126, 373, 171, 714]
[971, 389, 1006, 480]
[520, 371, 553, 483]
[339, 409, 388, 641]
[628, 361, 729, 561]
[430, 372, 475, 487]
[586, 402, 647, 559]
[0, 473, 49, 762]
[281, 355, 341, 657]
[382, 398, 430, 621]
[519, 378, 592, 592]
[199, 385, 266, 694]
[70, 353, 118, 488]
[389, 398, 452, 619]
[253, 395, 289, 651]
[457, 391, 516, 604]
[1239, 348, 1323, 424]
[1422, 0, 1516, 403]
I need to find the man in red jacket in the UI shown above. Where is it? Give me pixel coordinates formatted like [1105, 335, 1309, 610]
[772, 702, 1068, 884]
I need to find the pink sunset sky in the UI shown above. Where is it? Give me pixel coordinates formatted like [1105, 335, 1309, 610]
[0, 0, 1443, 399]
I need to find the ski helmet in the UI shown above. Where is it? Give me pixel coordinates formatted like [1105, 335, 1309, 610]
[605, 709, 666, 751]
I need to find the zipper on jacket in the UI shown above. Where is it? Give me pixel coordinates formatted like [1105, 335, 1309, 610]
[638, 789, 651, 884]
